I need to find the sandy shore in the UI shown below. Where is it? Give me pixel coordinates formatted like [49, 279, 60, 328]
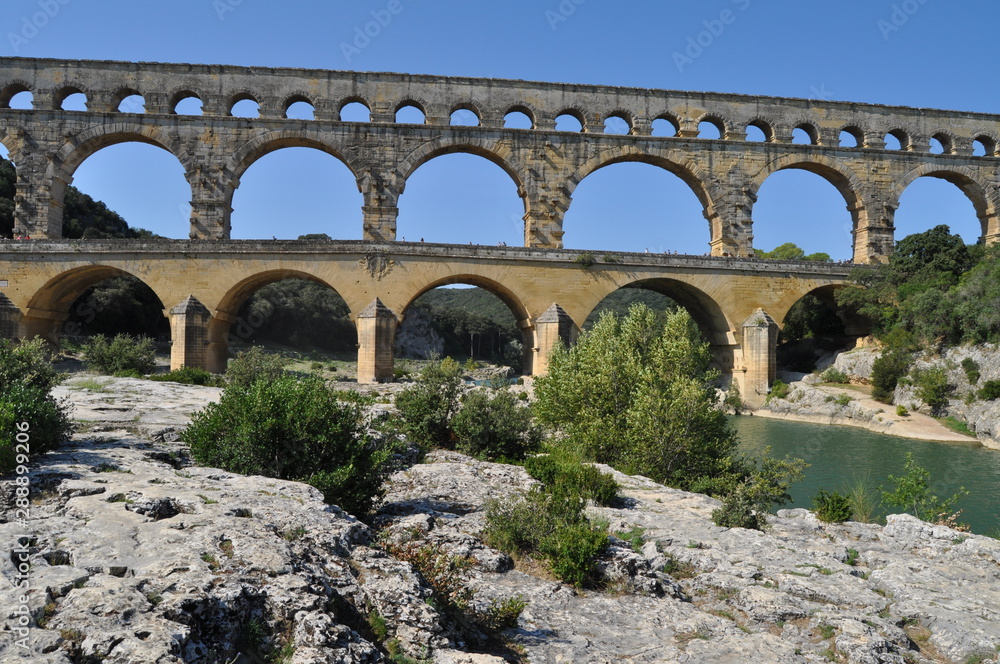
[753, 381, 991, 446]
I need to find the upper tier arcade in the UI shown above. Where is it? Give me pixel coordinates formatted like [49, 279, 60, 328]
[1, 57, 998, 262]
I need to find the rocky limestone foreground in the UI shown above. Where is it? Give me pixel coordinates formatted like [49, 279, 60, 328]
[2, 377, 1000, 663]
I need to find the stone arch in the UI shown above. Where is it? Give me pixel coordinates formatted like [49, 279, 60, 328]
[0, 81, 33, 108]
[555, 107, 588, 132]
[744, 117, 776, 142]
[25, 264, 171, 323]
[214, 268, 356, 319]
[169, 89, 203, 113]
[53, 83, 93, 110]
[564, 146, 721, 241]
[889, 164, 1000, 242]
[791, 121, 820, 145]
[394, 98, 428, 115]
[449, 101, 483, 126]
[393, 137, 531, 202]
[929, 131, 955, 155]
[338, 96, 371, 121]
[770, 283, 870, 339]
[579, 277, 734, 347]
[282, 92, 315, 116]
[504, 103, 537, 129]
[53, 122, 192, 178]
[601, 109, 634, 134]
[111, 87, 145, 113]
[749, 153, 867, 257]
[696, 113, 730, 138]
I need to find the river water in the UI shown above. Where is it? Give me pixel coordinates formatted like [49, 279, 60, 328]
[733, 416, 1000, 535]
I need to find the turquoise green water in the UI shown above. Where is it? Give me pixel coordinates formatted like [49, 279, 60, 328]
[733, 416, 1000, 535]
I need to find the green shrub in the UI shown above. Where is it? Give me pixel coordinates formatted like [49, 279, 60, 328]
[394, 358, 464, 447]
[0, 339, 73, 474]
[812, 489, 853, 523]
[710, 455, 806, 531]
[769, 379, 791, 401]
[523, 453, 619, 506]
[871, 351, 912, 403]
[834, 393, 853, 407]
[149, 366, 220, 386]
[184, 375, 394, 516]
[881, 452, 968, 523]
[82, 334, 156, 375]
[960, 357, 981, 385]
[978, 379, 1000, 401]
[896, 405, 908, 416]
[451, 388, 541, 461]
[821, 368, 849, 384]
[483, 489, 608, 587]
[912, 367, 951, 415]
[225, 346, 287, 389]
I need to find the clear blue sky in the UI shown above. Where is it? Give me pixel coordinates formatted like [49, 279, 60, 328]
[1, 0, 996, 259]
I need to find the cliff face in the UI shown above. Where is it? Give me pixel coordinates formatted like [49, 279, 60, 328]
[3, 378, 1000, 664]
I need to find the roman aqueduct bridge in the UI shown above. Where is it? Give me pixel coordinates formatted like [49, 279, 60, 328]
[0, 58, 997, 405]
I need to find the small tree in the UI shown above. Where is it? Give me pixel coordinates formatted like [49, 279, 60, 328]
[394, 357, 464, 447]
[912, 366, 951, 415]
[881, 452, 967, 523]
[871, 351, 912, 403]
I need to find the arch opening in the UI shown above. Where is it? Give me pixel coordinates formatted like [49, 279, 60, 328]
[232, 277, 357, 357]
[339, 100, 371, 122]
[230, 146, 363, 240]
[503, 110, 533, 130]
[752, 167, 857, 262]
[792, 124, 818, 145]
[885, 129, 908, 151]
[397, 281, 527, 372]
[285, 100, 315, 120]
[652, 117, 679, 137]
[603, 114, 631, 135]
[894, 174, 985, 246]
[172, 92, 203, 115]
[563, 159, 710, 255]
[395, 103, 426, 124]
[1, 84, 32, 109]
[929, 133, 952, 155]
[117, 94, 145, 114]
[555, 111, 584, 132]
[60, 91, 88, 112]
[230, 97, 260, 118]
[68, 142, 191, 239]
[698, 119, 724, 139]
[776, 285, 864, 373]
[450, 107, 480, 127]
[972, 136, 995, 157]
[839, 128, 862, 148]
[745, 123, 768, 142]
[396, 151, 524, 246]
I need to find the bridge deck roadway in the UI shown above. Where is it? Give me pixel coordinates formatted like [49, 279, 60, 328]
[0, 240, 857, 406]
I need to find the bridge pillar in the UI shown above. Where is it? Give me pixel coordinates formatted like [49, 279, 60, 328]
[742, 309, 778, 409]
[0, 294, 21, 340]
[361, 174, 399, 242]
[357, 298, 397, 383]
[20, 308, 66, 346]
[533, 304, 577, 376]
[169, 295, 212, 371]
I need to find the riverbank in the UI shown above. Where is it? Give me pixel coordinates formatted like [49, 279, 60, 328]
[753, 375, 985, 446]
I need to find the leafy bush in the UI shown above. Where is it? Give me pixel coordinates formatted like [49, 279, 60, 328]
[483, 489, 608, 587]
[451, 387, 541, 461]
[871, 351, 912, 403]
[978, 380, 1000, 401]
[394, 358, 464, 447]
[812, 489, 853, 523]
[82, 334, 156, 375]
[225, 346, 287, 389]
[881, 452, 968, 523]
[149, 366, 221, 386]
[961, 357, 981, 385]
[0, 339, 72, 474]
[768, 379, 791, 401]
[821, 368, 849, 384]
[708, 454, 806, 531]
[185, 375, 394, 516]
[896, 405, 908, 416]
[834, 393, 853, 407]
[523, 452, 619, 506]
[912, 366, 951, 415]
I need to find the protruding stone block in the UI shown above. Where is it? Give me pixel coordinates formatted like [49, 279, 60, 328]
[169, 295, 212, 371]
[742, 309, 778, 408]
[0, 293, 21, 340]
[357, 298, 397, 384]
[533, 303, 577, 376]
